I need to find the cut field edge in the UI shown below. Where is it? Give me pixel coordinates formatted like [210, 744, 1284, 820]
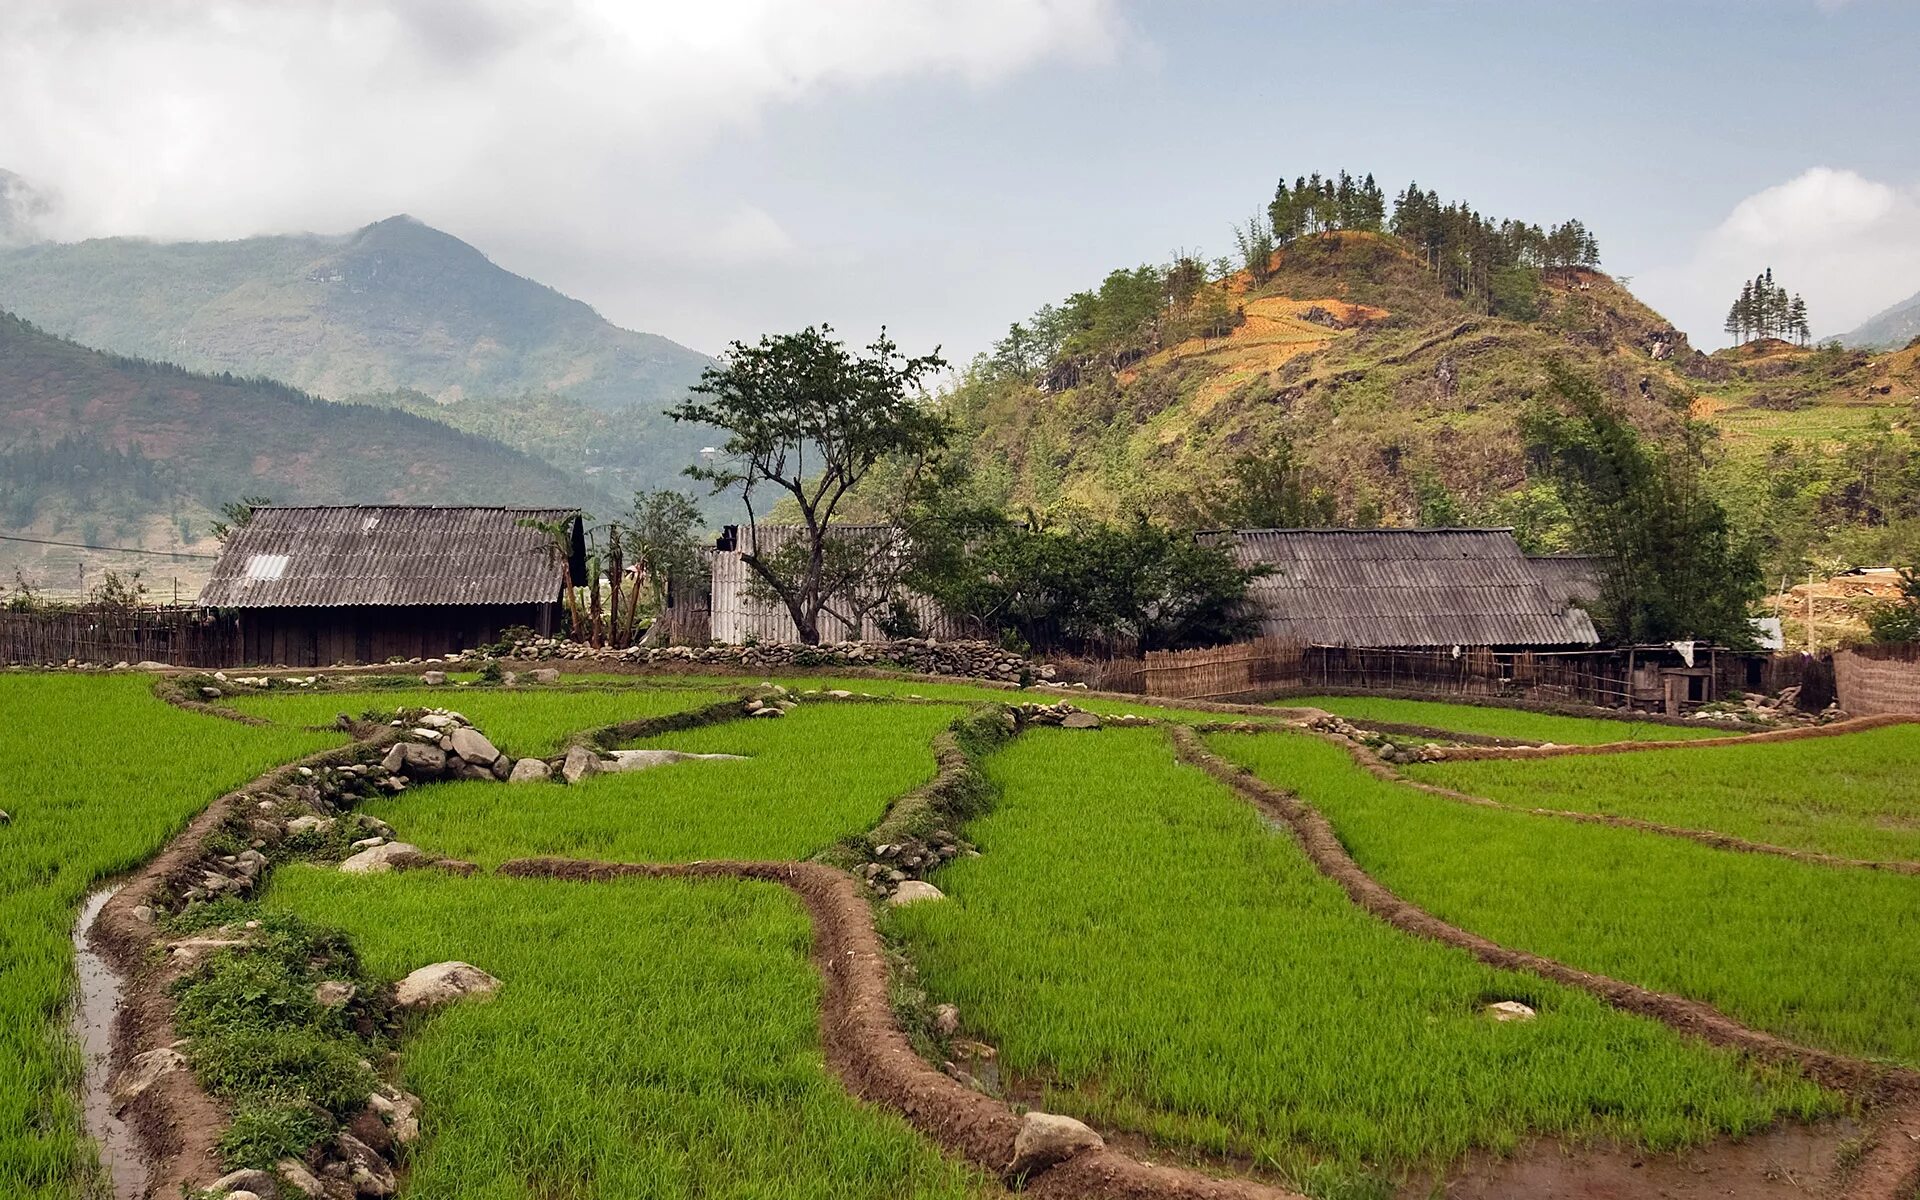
[1339, 732, 1920, 876]
[1165, 724, 1920, 1199]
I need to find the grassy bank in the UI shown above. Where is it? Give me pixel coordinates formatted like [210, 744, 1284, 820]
[1412, 723, 1920, 862]
[888, 727, 1829, 1193]
[1280, 695, 1727, 744]
[0, 674, 341, 1199]
[267, 868, 984, 1200]
[362, 703, 965, 866]
[1211, 730, 1920, 1065]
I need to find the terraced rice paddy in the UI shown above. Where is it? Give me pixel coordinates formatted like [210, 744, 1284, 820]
[362, 702, 964, 866]
[0, 675, 343, 1200]
[1210, 729, 1920, 1065]
[267, 868, 983, 1200]
[9, 670, 1913, 1200]
[1410, 723, 1920, 862]
[1280, 695, 1729, 744]
[888, 727, 1831, 1193]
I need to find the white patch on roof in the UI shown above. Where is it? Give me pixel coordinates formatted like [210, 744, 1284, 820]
[245, 554, 290, 581]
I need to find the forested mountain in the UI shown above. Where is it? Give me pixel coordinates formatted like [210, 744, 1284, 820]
[0, 215, 711, 408]
[1844, 287, 1920, 351]
[0, 312, 619, 598]
[941, 171, 1920, 577]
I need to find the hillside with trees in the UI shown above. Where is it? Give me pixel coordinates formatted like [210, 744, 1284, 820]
[939, 170, 1920, 583]
[0, 215, 718, 492]
[0, 311, 618, 597]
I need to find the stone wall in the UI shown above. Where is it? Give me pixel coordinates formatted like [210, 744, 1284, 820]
[1834, 647, 1920, 716]
[467, 637, 1054, 684]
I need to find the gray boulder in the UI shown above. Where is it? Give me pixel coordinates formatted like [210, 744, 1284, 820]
[889, 881, 946, 906]
[393, 961, 500, 1010]
[333, 1130, 396, 1197]
[560, 745, 600, 785]
[396, 743, 447, 778]
[339, 842, 422, 874]
[420, 670, 447, 686]
[1060, 711, 1102, 729]
[447, 726, 500, 766]
[508, 757, 551, 783]
[110, 1046, 188, 1110]
[528, 668, 561, 684]
[276, 1160, 327, 1199]
[208, 1168, 276, 1197]
[1007, 1111, 1103, 1176]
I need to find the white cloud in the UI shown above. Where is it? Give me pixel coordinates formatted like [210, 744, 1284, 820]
[0, 0, 1124, 250]
[1636, 167, 1920, 346]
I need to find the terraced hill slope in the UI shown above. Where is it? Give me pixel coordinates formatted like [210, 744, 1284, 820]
[952, 231, 1919, 565]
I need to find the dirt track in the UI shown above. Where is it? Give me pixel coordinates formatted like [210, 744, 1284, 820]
[497, 856, 1309, 1200]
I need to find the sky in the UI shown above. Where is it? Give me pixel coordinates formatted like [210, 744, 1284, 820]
[2, 0, 1918, 363]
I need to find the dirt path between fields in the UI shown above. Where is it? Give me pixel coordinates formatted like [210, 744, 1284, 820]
[1168, 724, 1920, 1200]
[497, 856, 1308, 1200]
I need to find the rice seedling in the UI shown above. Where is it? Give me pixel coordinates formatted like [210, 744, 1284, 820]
[227, 686, 731, 754]
[0, 674, 341, 1199]
[1210, 730, 1920, 1065]
[1281, 695, 1725, 744]
[1411, 723, 1920, 862]
[363, 702, 966, 866]
[888, 727, 1830, 1193]
[265, 867, 985, 1200]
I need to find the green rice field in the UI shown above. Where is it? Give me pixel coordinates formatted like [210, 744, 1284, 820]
[0, 674, 343, 1199]
[888, 727, 1830, 1192]
[1410, 723, 1920, 862]
[363, 702, 964, 866]
[1280, 695, 1729, 744]
[267, 867, 984, 1200]
[1210, 730, 1920, 1065]
[7, 669, 1909, 1199]
[227, 685, 734, 755]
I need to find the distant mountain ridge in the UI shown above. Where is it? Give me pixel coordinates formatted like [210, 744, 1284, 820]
[0, 214, 712, 410]
[0, 310, 619, 598]
[1843, 287, 1920, 350]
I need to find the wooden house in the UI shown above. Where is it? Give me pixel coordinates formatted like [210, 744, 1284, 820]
[198, 505, 585, 666]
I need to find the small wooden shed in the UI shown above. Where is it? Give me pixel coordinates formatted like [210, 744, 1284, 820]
[198, 505, 585, 666]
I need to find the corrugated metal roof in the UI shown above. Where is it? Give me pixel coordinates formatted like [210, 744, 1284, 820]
[1197, 528, 1599, 647]
[1526, 554, 1609, 610]
[199, 506, 578, 608]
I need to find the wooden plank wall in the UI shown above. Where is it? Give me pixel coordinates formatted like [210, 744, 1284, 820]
[0, 609, 239, 667]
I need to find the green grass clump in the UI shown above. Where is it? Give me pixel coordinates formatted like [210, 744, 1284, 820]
[364, 703, 965, 866]
[227, 686, 731, 755]
[172, 908, 385, 1167]
[1211, 730, 1920, 1065]
[0, 674, 341, 1199]
[889, 728, 1829, 1189]
[1281, 695, 1726, 744]
[265, 867, 984, 1200]
[1411, 724, 1920, 862]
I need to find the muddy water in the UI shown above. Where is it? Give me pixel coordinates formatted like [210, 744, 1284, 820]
[72, 887, 148, 1200]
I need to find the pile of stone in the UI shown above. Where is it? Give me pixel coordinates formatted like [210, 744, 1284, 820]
[1012, 702, 1150, 730]
[859, 829, 975, 900]
[452, 636, 1055, 684]
[1303, 713, 1442, 763]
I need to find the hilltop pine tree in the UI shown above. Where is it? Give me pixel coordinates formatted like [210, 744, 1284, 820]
[1723, 270, 1810, 345]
